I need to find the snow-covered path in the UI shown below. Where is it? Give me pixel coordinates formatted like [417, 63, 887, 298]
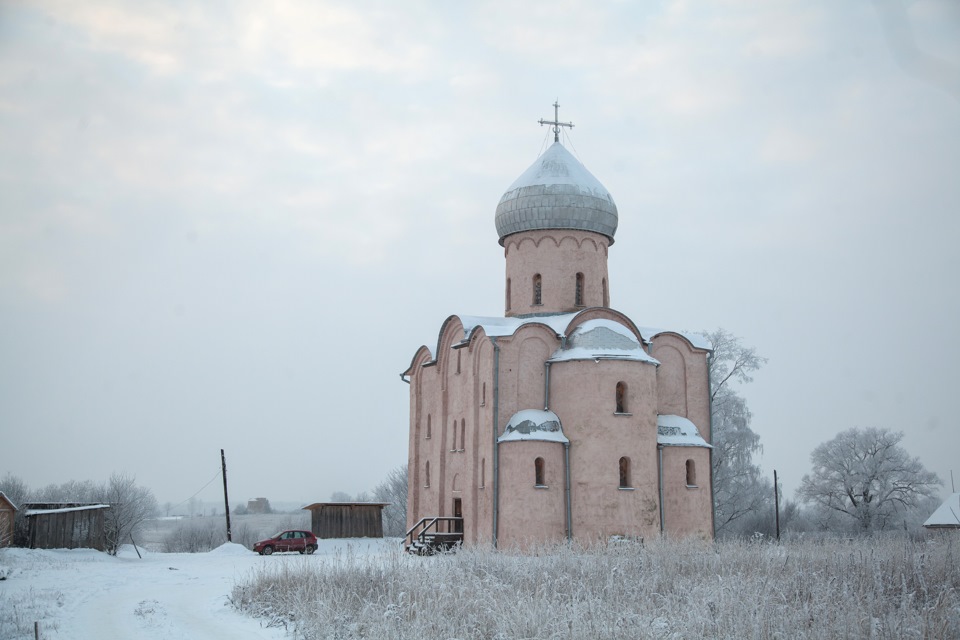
[0, 539, 397, 639]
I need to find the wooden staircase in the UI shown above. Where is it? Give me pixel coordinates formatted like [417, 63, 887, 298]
[404, 517, 463, 555]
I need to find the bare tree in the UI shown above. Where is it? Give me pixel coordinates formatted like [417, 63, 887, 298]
[372, 465, 408, 537]
[797, 427, 941, 532]
[94, 473, 159, 555]
[705, 328, 770, 536]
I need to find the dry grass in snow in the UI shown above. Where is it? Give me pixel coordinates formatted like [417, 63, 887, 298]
[232, 536, 960, 639]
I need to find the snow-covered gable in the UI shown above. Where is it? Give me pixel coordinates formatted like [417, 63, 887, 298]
[657, 415, 711, 448]
[923, 493, 960, 528]
[457, 313, 578, 343]
[639, 326, 712, 351]
[550, 318, 658, 364]
[0, 491, 18, 511]
[499, 409, 569, 443]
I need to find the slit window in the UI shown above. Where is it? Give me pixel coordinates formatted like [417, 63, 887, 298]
[686, 459, 697, 486]
[533, 274, 542, 305]
[616, 381, 627, 413]
[506, 278, 511, 311]
[619, 457, 631, 488]
[535, 457, 545, 486]
[426, 414, 431, 439]
[575, 272, 584, 306]
[425, 461, 431, 488]
[460, 419, 466, 452]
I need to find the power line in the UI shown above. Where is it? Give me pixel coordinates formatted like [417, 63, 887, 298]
[166, 468, 222, 514]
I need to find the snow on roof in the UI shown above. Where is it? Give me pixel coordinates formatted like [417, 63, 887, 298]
[25, 504, 111, 516]
[458, 313, 578, 341]
[301, 503, 390, 510]
[0, 491, 18, 511]
[657, 415, 711, 448]
[923, 493, 960, 528]
[549, 318, 659, 365]
[638, 326, 712, 351]
[502, 142, 614, 199]
[498, 409, 569, 443]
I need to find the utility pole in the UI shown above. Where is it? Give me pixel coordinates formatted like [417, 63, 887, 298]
[774, 469, 781, 541]
[221, 449, 232, 542]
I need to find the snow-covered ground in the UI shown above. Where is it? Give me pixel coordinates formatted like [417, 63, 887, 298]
[0, 539, 399, 639]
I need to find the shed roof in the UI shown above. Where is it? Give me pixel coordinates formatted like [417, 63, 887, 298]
[302, 502, 389, 510]
[24, 504, 110, 517]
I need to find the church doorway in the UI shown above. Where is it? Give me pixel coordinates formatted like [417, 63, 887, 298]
[452, 498, 463, 534]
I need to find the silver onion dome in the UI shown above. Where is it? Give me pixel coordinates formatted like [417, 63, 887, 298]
[495, 142, 618, 245]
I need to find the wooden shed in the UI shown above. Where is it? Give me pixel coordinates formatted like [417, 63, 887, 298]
[24, 503, 110, 551]
[0, 491, 17, 548]
[303, 502, 389, 539]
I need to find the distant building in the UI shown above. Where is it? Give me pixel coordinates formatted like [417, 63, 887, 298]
[247, 497, 272, 514]
[924, 493, 960, 530]
[403, 112, 714, 550]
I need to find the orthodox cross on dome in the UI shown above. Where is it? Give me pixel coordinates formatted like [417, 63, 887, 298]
[538, 100, 574, 143]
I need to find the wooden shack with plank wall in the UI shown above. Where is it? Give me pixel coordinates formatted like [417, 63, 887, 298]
[24, 503, 110, 551]
[302, 502, 388, 539]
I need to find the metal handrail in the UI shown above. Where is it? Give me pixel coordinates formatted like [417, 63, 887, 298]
[403, 516, 463, 550]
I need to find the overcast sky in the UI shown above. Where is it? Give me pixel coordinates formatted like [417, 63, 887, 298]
[2, 1, 958, 510]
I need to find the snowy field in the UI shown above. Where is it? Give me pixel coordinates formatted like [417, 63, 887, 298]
[2, 531, 958, 639]
[0, 537, 399, 639]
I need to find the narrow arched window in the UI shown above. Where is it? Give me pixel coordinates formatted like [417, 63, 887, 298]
[481, 382, 486, 406]
[535, 457, 545, 486]
[619, 457, 631, 488]
[425, 461, 431, 488]
[456, 349, 461, 374]
[506, 278, 512, 311]
[460, 419, 466, 452]
[616, 381, 627, 413]
[575, 272, 584, 306]
[602, 278, 609, 306]
[481, 458, 486, 488]
[426, 414, 431, 439]
[686, 459, 697, 486]
[451, 419, 457, 450]
[533, 274, 542, 305]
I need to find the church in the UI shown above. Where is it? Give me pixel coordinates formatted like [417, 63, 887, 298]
[402, 109, 714, 549]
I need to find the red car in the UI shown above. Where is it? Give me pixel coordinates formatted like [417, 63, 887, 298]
[253, 530, 318, 555]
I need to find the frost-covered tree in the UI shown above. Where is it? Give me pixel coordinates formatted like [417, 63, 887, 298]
[372, 464, 408, 537]
[705, 328, 770, 537]
[94, 473, 158, 554]
[797, 427, 940, 533]
[0, 473, 30, 508]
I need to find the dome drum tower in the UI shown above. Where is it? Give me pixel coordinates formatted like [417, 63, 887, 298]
[495, 141, 619, 317]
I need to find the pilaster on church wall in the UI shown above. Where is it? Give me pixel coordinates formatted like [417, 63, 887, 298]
[470, 336, 496, 545]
